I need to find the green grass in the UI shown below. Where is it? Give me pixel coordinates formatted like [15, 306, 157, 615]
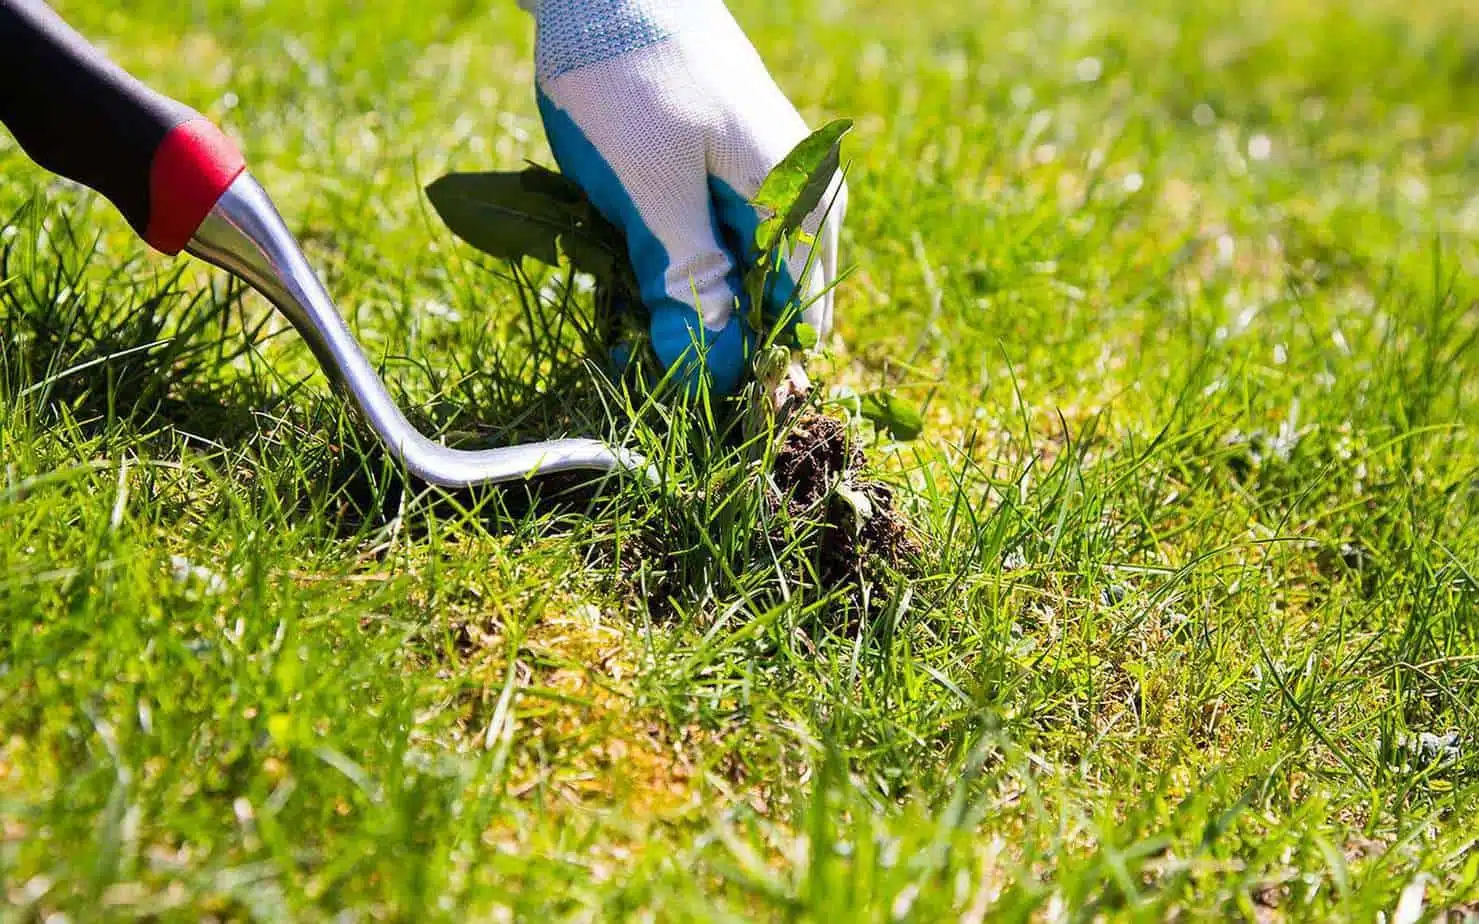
[3, 0, 1479, 918]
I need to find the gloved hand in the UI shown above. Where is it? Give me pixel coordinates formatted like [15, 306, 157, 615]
[520, 0, 847, 396]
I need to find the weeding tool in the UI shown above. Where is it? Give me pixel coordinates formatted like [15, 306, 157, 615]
[0, 0, 648, 487]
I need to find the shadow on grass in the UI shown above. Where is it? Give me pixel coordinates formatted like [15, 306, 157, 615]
[0, 202, 631, 539]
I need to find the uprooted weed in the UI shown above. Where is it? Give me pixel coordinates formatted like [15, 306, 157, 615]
[589, 385, 923, 625]
[771, 412, 920, 593]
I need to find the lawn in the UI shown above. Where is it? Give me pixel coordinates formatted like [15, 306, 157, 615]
[3, 0, 1478, 919]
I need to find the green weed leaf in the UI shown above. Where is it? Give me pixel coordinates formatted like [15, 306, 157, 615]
[752, 119, 852, 253]
[793, 322, 820, 350]
[861, 391, 924, 441]
[834, 482, 876, 535]
[426, 167, 635, 291]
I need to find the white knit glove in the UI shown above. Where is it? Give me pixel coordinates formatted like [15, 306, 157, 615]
[523, 0, 846, 396]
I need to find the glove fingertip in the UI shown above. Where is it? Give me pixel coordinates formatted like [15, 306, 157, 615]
[649, 305, 752, 398]
[703, 319, 752, 397]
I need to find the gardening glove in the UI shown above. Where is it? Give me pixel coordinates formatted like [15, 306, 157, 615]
[520, 0, 847, 397]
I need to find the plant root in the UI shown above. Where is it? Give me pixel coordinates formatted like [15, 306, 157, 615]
[772, 412, 920, 598]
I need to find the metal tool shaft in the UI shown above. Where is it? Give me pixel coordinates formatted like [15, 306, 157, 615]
[187, 174, 649, 488]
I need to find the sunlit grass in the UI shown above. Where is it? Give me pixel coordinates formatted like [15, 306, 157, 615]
[2, 0, 1477, 918]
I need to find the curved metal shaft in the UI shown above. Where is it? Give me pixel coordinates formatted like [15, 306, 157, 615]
[186, 173, 649, 488]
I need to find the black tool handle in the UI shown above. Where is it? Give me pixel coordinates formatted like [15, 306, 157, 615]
[0, 0, 245, 254]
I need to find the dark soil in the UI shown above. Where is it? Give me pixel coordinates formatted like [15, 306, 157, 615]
[612, 412, 921, 621]
[772, 413, 921, 594]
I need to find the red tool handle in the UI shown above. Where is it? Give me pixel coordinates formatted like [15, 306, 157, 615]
[0, 0, 246, 254]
